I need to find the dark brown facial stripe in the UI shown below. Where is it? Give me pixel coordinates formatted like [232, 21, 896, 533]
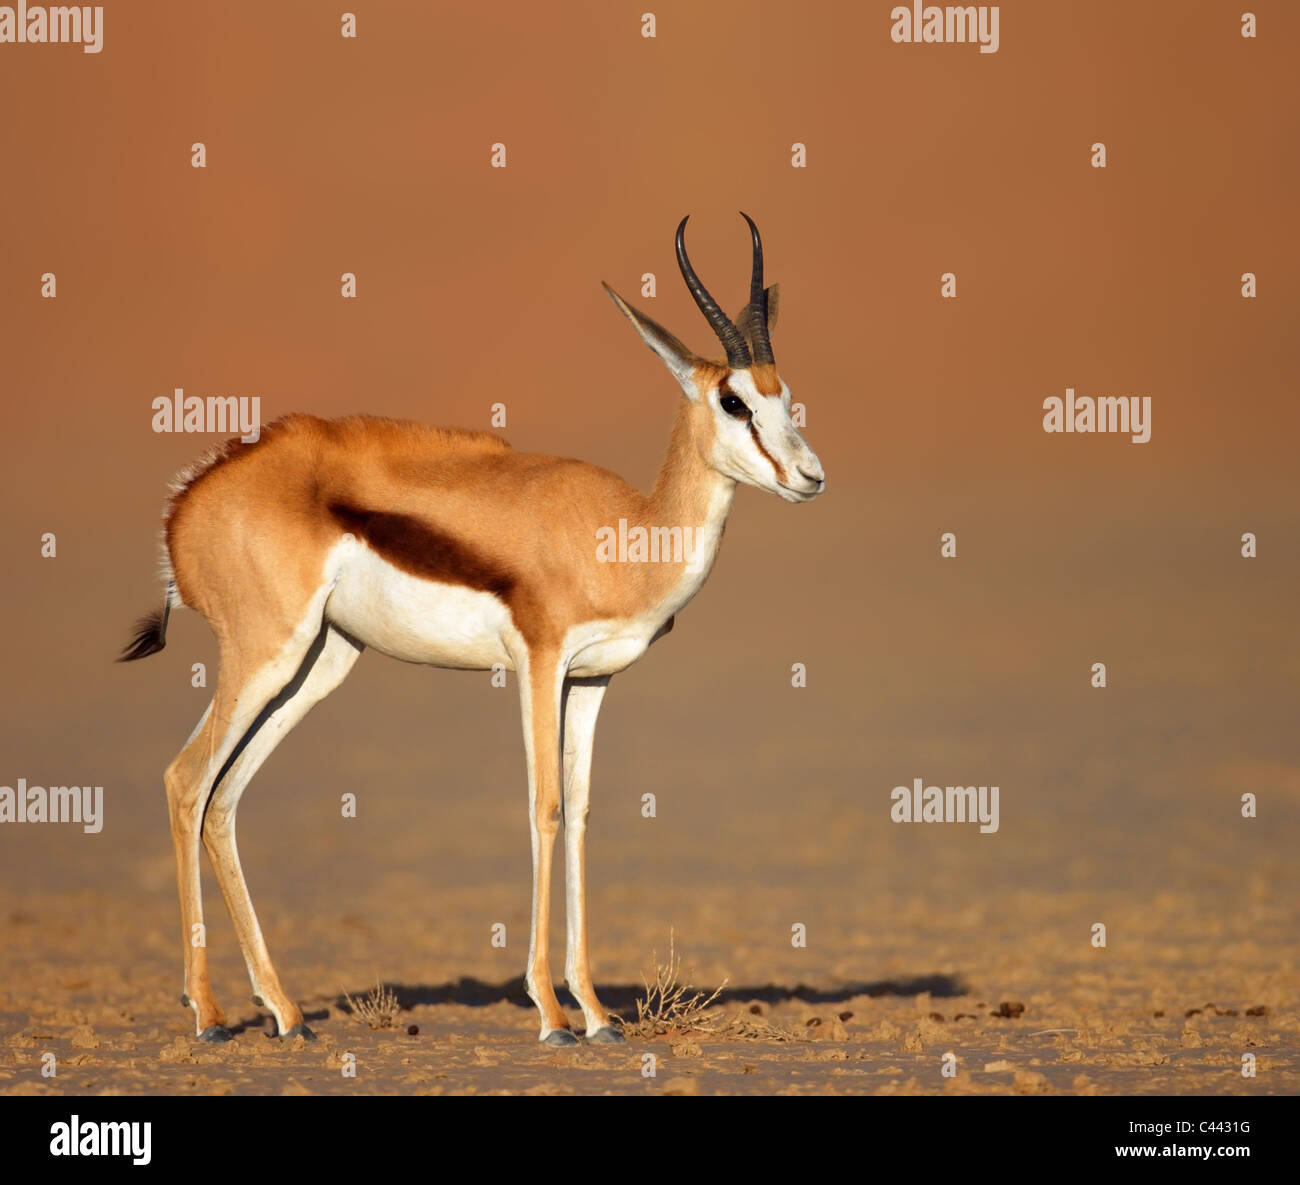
[328, 502, 516, 600]
[719, 377, 787, 484]
[747, 422, 787, 486]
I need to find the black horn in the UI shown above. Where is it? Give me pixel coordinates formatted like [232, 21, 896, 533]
[739, 211, 775, 365]
[675, 216, 751, 368]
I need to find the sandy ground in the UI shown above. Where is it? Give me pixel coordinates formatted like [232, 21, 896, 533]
[2, 746, 1295, 1094]
[1, 882, 1293, 1095]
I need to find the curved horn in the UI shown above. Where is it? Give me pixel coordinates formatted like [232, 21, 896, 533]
[675, 216, 751, 368]
[739, 211, 775, 365]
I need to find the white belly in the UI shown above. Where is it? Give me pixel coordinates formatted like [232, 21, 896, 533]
[323, 540, 677, 677]
[325, 545, 514, 669]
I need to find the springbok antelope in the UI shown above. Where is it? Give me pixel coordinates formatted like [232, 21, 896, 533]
[121, 213, 825, 1045]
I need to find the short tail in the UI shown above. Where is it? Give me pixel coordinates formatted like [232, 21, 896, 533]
[117, 584, 174, 662]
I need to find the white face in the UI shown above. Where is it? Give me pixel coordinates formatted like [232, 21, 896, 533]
[702, 368, 825, 503]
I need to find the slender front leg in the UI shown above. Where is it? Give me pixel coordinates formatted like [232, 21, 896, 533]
[560, 676, 622, 1042]
[517, 647, 576, 1044]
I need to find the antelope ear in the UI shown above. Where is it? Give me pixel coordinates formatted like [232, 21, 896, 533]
[764, 283, 780, 334]
[735, 283, 780, 350]
[602, 283, 701, 397]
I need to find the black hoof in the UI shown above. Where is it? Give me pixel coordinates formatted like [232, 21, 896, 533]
[251, 994, 264, 1007]
[585, 1026, 626, 1045]
[282, 1024, 316, 1041]
[179, 993, 190, 1008]
[541, 1029, 579, 1047]
[198, 1025, 232, 1044]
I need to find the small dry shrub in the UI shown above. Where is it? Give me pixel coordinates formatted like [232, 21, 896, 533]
[619, 931, 726, 1039]
[343, 979, 400, 1030]
[619, 933, 812, 1044]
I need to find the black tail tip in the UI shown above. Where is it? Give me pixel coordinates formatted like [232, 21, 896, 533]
[118, 609, 167, 662]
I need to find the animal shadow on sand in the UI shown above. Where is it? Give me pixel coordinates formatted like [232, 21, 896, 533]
[330, 973, 968, 1022]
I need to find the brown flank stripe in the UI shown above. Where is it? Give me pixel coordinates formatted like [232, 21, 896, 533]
[328, 502, 517, 600]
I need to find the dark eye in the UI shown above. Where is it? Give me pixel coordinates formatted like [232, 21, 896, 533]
[719, 393, 751, 419]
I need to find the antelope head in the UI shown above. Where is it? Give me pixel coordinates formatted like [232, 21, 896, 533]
[604, 213, 826, 503]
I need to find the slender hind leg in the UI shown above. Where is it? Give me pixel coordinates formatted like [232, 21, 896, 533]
[202, 625, 363, 1039]
[518, 647, 575, 1044]
[559, 676, 621, 1043]
[166, 703, 229, 1040]
[165, 618, 329, 1040]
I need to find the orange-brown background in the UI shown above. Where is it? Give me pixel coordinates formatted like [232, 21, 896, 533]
[1, 2, 1296, 1024]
